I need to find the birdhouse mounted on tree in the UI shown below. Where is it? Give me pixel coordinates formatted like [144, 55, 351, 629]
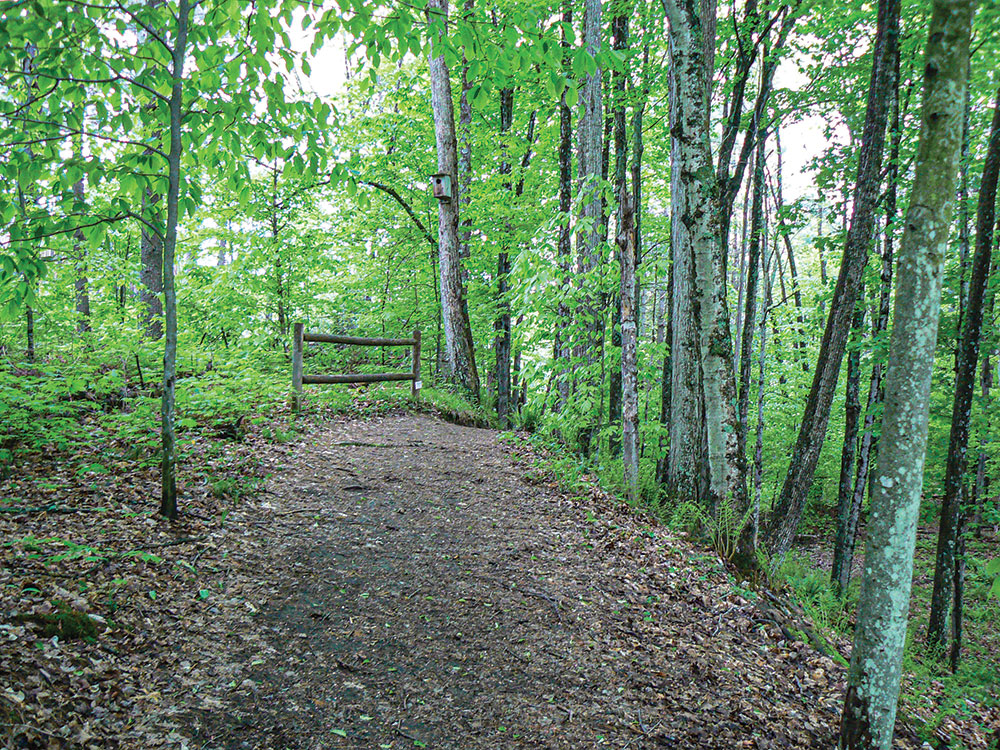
[431, 173, 453, 202]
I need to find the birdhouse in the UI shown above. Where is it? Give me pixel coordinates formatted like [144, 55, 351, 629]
[431, 173, 453, 202]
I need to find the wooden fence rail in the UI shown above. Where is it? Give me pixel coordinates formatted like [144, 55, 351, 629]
[292, 322, 421, 412]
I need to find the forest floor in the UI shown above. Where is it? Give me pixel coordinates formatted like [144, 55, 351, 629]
[2, 409, 999, 749]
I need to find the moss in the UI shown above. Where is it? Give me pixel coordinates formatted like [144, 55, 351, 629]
[14, 600, 100, 641]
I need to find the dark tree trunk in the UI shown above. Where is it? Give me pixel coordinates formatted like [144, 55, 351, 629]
[140, 190, 164, 341]
[832, 58, 902, 595]
[554, 0, 573, 412]
[159, 0, 190, 520]
[609, 10, 628, 455]
[765, 0, 900, 559]
[738, 128, 766, 444]
[495, 87, 514, 428]
[927, 86, 1000, 655]
[72, 176, 92, 333]
[25, 304, 34, 362]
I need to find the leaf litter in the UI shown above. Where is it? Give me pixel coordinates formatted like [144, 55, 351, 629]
[2, 412, 997, 749]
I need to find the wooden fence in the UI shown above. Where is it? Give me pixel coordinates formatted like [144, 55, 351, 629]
[292, 322, 421, 411]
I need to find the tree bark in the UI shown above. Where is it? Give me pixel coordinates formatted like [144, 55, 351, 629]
[495, 87, 514, 428]
[839, 3, 975, 746]
[765, 0, 900, 559]
[71, 176, 92, 333]
[159, 0, 190, 520]
[738, 128, 766, 444]
[927, 85, 1000, 654]
[620, 189, 639, 502]
[574, 0, 603, 454]
[140, 190, 164, 340]
[553, 0, 573, 412]
[666, 22, 706, 502]
[427, 0, 480, 397]
[608, 10, 628, 456]
[832, 61, 902, 595]
[665, 0, 747, 528]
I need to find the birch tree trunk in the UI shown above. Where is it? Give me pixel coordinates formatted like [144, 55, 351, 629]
[839, 2, 976, 745]
[427, 0, 480, 398]
[927, 84, 1000, 653]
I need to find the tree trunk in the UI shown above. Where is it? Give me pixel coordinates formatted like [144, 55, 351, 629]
[71, 176, 92, 333]
[839, 3, 975, 746]
[620, 189, 639, 502]
[574, 0, 603, 454]
[927, 85, 1000, 654]
[665, 0, 746, 527]
[25, 304, 34, 362]
[427, 0, 480, 397]
[765, 0, 900, 559]
[554, 0, 573, 412]
[608, 10, 628, 456]
[666, 27, 706, 502]
[833, 61, 902, 595]
[159, 0, 190, 520]
[738, 128, 766, 444]
[140, 190, 164, 340]
[495, 87, 514, 428]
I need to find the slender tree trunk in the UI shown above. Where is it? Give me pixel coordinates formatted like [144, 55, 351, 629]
[554, 0, 574, 412]
[71, 176, 92, 333]
[495, 87, 514, 428]
[738, 129, 766, 444]
[839, 3, 975, 746]
[427, 0, 480, 397]
[25, 304, 34, 362]
[831, 303, 866, 593]
[765, 0, 900, 559]
[833, 61, 902, 595]
[608, 10, 628, 456]
[927, 85, 1000, 654]
[159, 0, 190, 520]
[457, 0, 475, 270]
[140, 190, 164, 340]
[620, 189, 639, 502]
[754, 236, 776, 545]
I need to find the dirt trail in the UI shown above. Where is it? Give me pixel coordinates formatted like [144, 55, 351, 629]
[178, 414, 869, 750]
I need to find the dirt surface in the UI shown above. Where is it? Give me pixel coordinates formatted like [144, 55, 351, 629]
[168, 413, 912, 750]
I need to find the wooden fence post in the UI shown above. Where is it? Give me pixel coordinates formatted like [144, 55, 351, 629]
[292, 322, 304, 413]
[411, 328, 422, 400]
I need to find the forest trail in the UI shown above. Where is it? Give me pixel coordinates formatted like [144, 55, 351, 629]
[178, 414, 889, 750]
